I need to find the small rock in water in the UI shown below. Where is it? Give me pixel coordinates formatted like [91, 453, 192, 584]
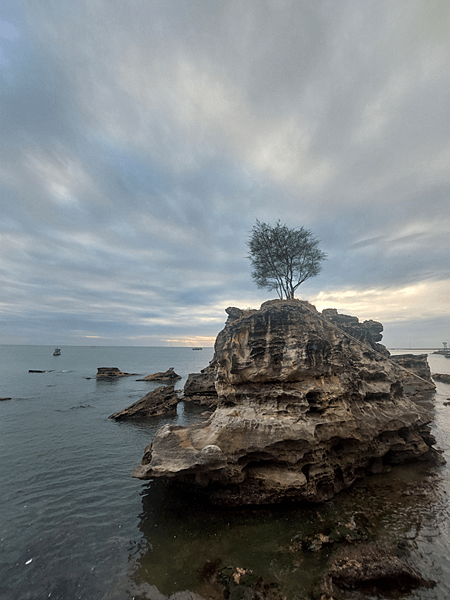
[137, 367, 181, 382]
[321, 542, 435, 598]
[432, 373, 450, 383]
[109, 385, 179, 420]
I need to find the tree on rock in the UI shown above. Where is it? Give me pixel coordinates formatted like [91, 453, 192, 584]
[247, 220, 326, 299]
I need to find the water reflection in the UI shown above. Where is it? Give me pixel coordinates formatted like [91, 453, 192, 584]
[127, 357, 450, 599]
[129, 459, 448, 599]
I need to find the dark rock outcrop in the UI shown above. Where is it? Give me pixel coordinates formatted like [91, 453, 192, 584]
[197, 562, 285, 600]
[432, 373, 450, 384]
[133, 300, 438, 505]
[322, 308, 390, 357]
[96, 367, 136, 379]
[109, 385, 179, 420]
[183, 365, 218, 406]
[390, 354, 436, 408]
[320, 543, 435, 599]
[137, 367, 181, 382]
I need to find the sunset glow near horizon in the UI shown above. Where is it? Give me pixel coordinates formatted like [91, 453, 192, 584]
[1, 2, 449, 348]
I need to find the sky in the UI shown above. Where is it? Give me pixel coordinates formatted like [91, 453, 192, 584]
[0, 1, 449, 348]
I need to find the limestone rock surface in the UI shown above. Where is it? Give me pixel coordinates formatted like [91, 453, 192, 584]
[138, 367, 181, 382]
[432, 373, 450, 384]
[390, 354, 435, 409]
[320, 542, 435, 599]
[181, 307, 261, 407]
[183, 365, 218, 406]
[322, 308, 389, 356]
[109, 385, 179, 420]
[133, 300, 438, 505]
[96, 367, 135, 379]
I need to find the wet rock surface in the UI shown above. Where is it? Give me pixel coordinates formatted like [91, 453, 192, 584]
[196, 562, 286, 600]
[432, 373, 450, 384]
[131, 456, 445, 600]
[109, 385, 179, 420]
[183, 365, 218, 407]
[138, 367, 182, 382]
[96, 367, 137, 379]
[134, 300, 438, 505]
[320, 542, 435, 599]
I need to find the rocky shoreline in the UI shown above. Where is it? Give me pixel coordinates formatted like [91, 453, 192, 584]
[132, 300, 439, 507]
[109, 299, 445, 600]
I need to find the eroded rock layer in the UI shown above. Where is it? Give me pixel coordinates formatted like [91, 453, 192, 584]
[183, 366, 218, 406]
[133, 300, 438, 505]
[109, 385, 179, 420]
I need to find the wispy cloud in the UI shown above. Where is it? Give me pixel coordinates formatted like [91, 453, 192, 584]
[0, 0, 449, 346]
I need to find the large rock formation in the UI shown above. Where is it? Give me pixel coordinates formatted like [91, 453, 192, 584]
[182, 306, 393, 407]
[133, 300, 438, 505]
[322, 308, 389, 357]
[137, 367, 181, 382]
[182, 307, 258, 408]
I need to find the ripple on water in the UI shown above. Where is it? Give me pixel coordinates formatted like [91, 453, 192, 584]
[2, 348, 450, 599]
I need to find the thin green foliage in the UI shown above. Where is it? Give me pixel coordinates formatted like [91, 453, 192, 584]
[247, 220, 326, 299]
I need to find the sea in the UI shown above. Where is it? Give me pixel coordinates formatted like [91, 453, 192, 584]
[1, 346, 450, 600]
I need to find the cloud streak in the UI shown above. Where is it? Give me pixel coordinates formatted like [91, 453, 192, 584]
[0, 0, 449, 346]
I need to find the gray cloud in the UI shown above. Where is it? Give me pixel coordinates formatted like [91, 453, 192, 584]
[0, 0, 449, 346]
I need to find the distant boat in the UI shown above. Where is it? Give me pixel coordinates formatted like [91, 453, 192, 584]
[192, 347, 203, 351]
[53, 348, 61, 356]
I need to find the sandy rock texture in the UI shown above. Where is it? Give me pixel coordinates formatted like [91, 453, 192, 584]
[96, 367, 136, 379]
[109, 385, 179, 420]
[133, 300, 438, 505]
[137, 367, 181, 382]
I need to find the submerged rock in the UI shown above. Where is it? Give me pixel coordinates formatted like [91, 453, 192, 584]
[201, 563, 285, 600]
[320, 542, 435, 598]
[133, 300, 438, 505]
[109, 385, 179, 420]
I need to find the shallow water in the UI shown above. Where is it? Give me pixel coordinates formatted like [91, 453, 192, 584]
[1, 347, 450, 599]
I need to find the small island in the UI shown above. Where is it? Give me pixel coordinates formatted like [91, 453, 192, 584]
[133, 299, 439, 506]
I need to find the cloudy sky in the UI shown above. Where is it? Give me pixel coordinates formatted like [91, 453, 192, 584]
[1, 1, 449, 348]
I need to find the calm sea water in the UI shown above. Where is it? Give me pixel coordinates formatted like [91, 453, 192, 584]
[1, 346, 450, 600]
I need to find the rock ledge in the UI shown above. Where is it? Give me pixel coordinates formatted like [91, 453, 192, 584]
[133, 300, 438, 505]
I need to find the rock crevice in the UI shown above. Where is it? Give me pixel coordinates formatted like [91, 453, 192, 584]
[133, 300, 438, 505]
